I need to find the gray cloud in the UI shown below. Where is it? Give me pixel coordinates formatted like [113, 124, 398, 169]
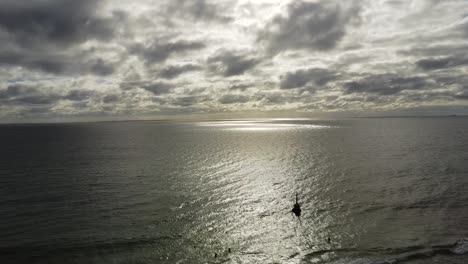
[343, 74, 432, 95]
[399, 43, 468, 58]
[167, 0, 231, 23]
[229, 83, 252, 91]
[119, 81, 140, 91]
[0, 51, 117, 75]
[130, 40, 205, 65]
[252, 91, 301, 105]
[455, 91, 468, 100]
[102, 94, 120, 104]
[457, 18, 468, 37]
[1, 0, 468, 120]
[172, 96, 201, 107]
[64, 90, 95, 101]
[207, 51, 260, 77]
[263, 95, 292, 105]
[0, 85, 121, 111]
[0, 0, 123, 75]
[0, 52, 64, 74]
[218, 94, 249, 104]
[0, 0, 115, 47]
[402, 90, 464, 103]
[141, 82, 174, 95]
[434, 74, 468, 89]
[90, 59, 115, 76]
[160, 64, 201, 79]
[0, 84, 60, 106]
[416, 56, 468, 71]
[0, 89, 7, 99]
[280, 68, 338, 89]
[258, 1, 361, 54]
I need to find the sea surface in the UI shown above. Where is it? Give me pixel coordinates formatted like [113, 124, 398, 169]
[1, 117, 468, 264]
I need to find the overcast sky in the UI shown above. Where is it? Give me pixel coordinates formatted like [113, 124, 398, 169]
[0, 0, 467, 122]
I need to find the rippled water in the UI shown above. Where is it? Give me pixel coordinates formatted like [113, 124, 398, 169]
[1, 117, 468, 264]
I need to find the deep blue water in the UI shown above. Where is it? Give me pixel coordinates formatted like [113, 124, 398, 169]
[1, 117, 468, 264]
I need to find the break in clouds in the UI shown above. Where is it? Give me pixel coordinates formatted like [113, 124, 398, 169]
[0, 0, 467, 120]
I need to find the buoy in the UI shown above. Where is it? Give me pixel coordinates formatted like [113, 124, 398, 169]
[292, 193, 301, 217]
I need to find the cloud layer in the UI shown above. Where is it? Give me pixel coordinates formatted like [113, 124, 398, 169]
[1, 0, 468, 121]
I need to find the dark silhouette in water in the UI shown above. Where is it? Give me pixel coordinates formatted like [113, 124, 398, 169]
[292, 193, 301, 217]
[327, 237, 331, 244]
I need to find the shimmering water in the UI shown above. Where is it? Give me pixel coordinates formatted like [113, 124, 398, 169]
[1, 117, 468, 264]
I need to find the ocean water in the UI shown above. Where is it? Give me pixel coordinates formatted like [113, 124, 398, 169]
[1, 117, 468, 264]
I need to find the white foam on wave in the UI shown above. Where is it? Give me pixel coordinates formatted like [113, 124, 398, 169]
[451, 238, 468, 254]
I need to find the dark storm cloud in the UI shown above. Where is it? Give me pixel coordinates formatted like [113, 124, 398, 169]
[434, 74, 468, 91]
[90, 59, 115, 76]
[258, 0, 361, 54]
[229, 83, 252, 91]
[0, 0, 124, 75]
[4, 85, 30, 97]
[402, 90, 460, 103]
[160, 64, 201, 79]
[218, 94, 249, 104]
[119, 81, 140, 91]
[416, 58, 450, 70]
[130, 40, 206, 65]
[0, 0, 115, 47]
[343, 74, 431, 95]
[0, 85, 114, 110]
[399, 43, 468, 57]
[416, 56, 468, 71]
[120, 79, 176, 95]
[0, 52, 69, 75]
[0, 89, 7, 99]
[280, 68, 338, 89]
[207, 51, 260, 77]
[0, 84, 60, 106]
[64, 90, 95, 101]
[13, 94, 60, 105]
[141, 82, 174, 95]
[0, 51, 116, 75]
[252, 91, 301, 105]
[167, 0, 231, 22]
[454, 91, 468, 100]
[262, 94, 292, 105]
[102, 94, 120, 104]
[456, 18, 468, 37]
[172, 96, 201, 107]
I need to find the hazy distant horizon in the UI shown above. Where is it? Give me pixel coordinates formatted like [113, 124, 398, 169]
[1, 111, 468, 125]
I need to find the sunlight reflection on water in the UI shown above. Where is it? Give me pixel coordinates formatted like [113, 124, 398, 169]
[2, 118, 468, 264]
[195, 120, 332, 131]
